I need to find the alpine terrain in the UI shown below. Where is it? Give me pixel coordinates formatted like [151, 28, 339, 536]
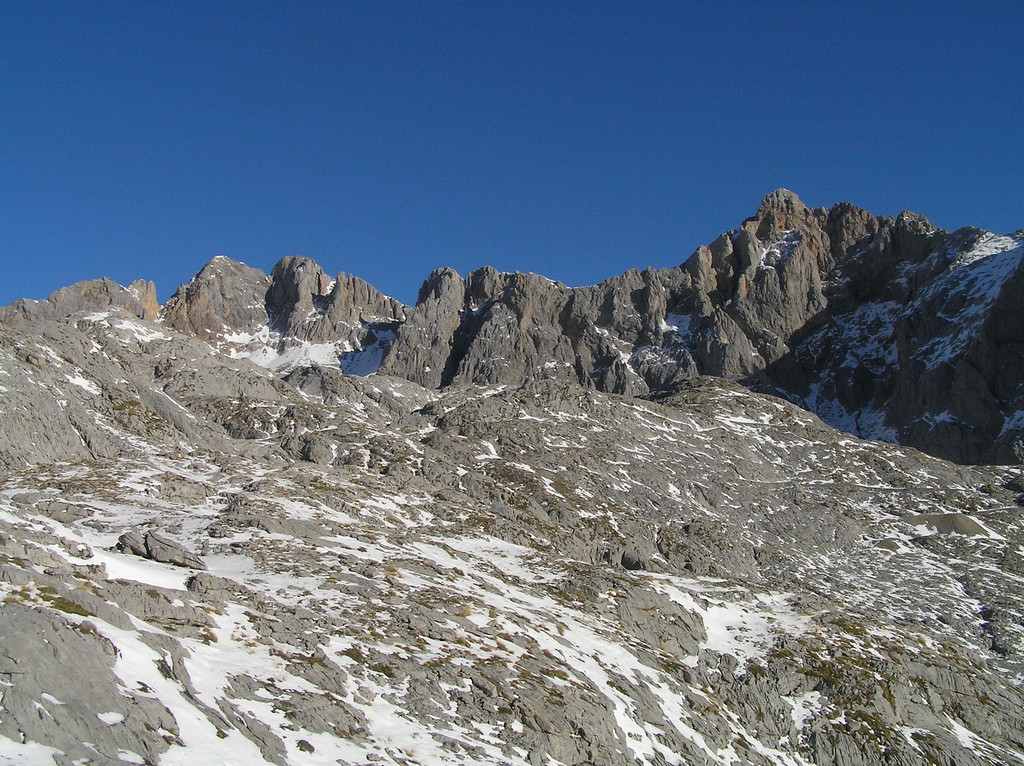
[0, 190, 1022, 766]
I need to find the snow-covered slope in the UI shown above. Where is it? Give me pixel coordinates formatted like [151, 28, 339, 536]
[0, 305, 1022, 766]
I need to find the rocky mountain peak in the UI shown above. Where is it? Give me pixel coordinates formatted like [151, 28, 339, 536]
[54, 277, 160, 321]
[744, 187, 819, 241]
[464, 265, 508, 308]
[160, 256, 271, 340]
[0, 277, 159, 326]
[158, 254, 408, 374]
[1, 191, 1023, 765]
[760, 186, 804, 211]
[415, 266, 464, 306]
[822, 201, 887, 268]
[264, 256, 406, 345]
[267, 256, 334, 327]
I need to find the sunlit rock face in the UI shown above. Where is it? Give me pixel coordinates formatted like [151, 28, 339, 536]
[153, 191, 1024, 464]
[0, 192, 1022, 765]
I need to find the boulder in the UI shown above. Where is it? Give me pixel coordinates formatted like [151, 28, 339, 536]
[117, 530, 206, 570]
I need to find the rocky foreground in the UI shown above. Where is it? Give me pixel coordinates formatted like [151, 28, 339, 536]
[0, 191, 1023, 765]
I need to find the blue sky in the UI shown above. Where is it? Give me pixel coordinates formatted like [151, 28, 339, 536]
[2, 2, 1021, 307]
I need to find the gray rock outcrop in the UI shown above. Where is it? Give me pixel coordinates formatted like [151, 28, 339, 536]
[0, 277, 158, 325]
[0, 604, 176, 765]
[111, 189, 1023, 464]
[117, 530, 206, 569]
[161, 255, 272, 340]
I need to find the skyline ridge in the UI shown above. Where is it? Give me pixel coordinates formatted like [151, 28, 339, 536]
[4, 3, 1021, 308]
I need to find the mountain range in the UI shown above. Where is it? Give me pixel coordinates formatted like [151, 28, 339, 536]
[0, 190, 1021, 766]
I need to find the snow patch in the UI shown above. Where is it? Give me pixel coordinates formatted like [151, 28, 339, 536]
[247, 341, 342, 371]
[662, 313, 693, 338]
[114, 319, 170, 344]
[761, 230, 802, 268]
[66, 374, 100, 395]
[340, 328, 395, 376]
[783, 691, 823, 732]
[0, 735, 65, 766]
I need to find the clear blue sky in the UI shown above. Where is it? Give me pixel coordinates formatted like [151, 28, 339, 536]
[2, 2, 1021, 307]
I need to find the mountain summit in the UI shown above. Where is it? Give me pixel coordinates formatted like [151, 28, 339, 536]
[0, 192, 1022, 766]
[80, 189, 1021, 465]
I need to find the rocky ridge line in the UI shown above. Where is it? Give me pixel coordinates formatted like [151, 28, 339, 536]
[3, 191, 1022, 465]
[129, 190, 1024, 465]
[0, 221, 1022, 764]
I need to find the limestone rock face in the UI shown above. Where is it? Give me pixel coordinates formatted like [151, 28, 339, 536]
[159, 254, 408, 373]
[50, 277, 160, 320]
[7, 189, 1022, 466]
[161, 255, 271, 341]
[379, 265, 699, 397]
[364, 191, 890, 398]
[379, 190, 838, 395]
[379, 267, 478, 389]
[365, 190, 1022, 464]
[265, 255, 405, 344]
[145, 193, 1024, 465]
[0, 605, 176, 765]
[0, 277, 159, 325]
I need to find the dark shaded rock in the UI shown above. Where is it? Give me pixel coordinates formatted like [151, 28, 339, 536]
[379, 267, 467, 389]
[266, 255, 406, 344]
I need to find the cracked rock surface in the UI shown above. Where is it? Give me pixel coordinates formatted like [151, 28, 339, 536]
[0, 191, 1023, 765]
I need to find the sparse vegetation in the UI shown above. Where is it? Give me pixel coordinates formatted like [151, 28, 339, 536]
[0, 260, 1022, 766]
